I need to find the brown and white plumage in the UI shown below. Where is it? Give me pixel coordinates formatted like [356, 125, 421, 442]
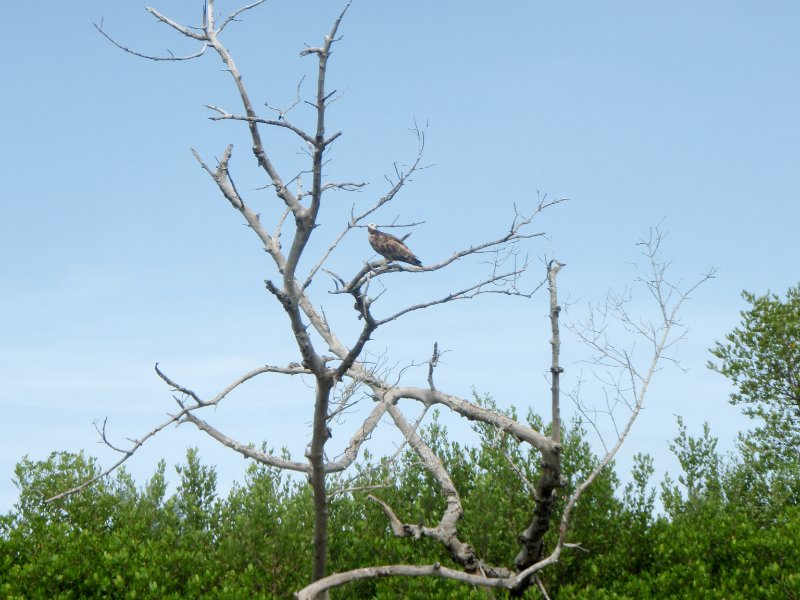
[367, 223, 422, 267]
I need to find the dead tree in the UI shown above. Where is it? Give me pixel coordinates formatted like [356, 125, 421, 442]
[48, 3, 713, 598]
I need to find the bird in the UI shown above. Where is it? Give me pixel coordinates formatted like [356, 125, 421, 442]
[367, 223, 422, 267]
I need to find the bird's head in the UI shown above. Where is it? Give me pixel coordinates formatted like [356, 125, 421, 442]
[367, 223, 377, 233]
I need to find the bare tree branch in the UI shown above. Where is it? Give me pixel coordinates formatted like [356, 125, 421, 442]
[382, 386, 558, 458]
[94, 22, 209, 61]
[205, 105, 316, 144]
[46, 410, 184, 503]
[369, 402, 511, 577]
[79, 4, 699, 598]
[374, 268, 544, 326]
[323, 394, 390, 473]
[145, 5, 207, 40]
[217, 0, 268, 33]
[296, 563, 514, 600]
[338, 198, 564, 297]
[181, 408, 311, 472]
[513, 231, 716, 584]
[354, 122, 430, 223]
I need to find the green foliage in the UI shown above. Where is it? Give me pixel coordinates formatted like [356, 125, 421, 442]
[709, 285, 800, 466]
[0, 449, 305, 599]
[559, 417, 800, 599]
[660, 417, 721, 517]
[2, 411, 799, 598]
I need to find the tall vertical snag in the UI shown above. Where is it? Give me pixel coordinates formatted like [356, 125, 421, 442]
[549, 259, 565, 445]
[513, 260, 564, 587]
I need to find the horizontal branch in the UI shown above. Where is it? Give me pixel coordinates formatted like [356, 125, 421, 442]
[384, 387, 559, 462]
[375, 268, 543, 326]
[205, 105, 315, 144]
[295, 563, 513, 600]
[295, 538, 588, 598]
[341, 198, 565, 295]
[320, 181, 366, 193]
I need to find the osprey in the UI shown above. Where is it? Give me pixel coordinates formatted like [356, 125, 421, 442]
[367, 224, 422, 267]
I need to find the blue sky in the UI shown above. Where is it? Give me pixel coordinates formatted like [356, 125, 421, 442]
[2, 1, 799, 513]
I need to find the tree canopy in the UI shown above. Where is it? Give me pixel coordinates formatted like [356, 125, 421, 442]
[709, 284, 800, 467]
[3, 406, 799, 599]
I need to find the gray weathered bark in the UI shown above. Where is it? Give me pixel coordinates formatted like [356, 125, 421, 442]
[55, 4, 713, 599]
